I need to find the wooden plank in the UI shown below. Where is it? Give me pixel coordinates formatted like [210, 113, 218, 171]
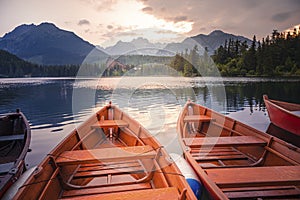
[56, 145, 156, 165]
[184, 115, 215, 123]
[60, 187, 179, 200]
[190, 147, 235, 153]
[206, 166, 300, 187]
[77, 161, 140, 172]
[224, 186, 300, 198]
[191, 151, 241, 156]
[191, 150, 246, 160]
[183, 136, 267, 147]
[62, 183, 152, 197]
[193, 154, 247, 161]
[91, 120, 128, 129]
[74, 166, 144, 178]
[0, 134, 24, 141]
[38, 168, 61, 200]
[222, 185, 299, 192]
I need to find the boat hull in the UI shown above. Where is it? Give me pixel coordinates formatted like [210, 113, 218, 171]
[177, 100, 300, 199]
[13, 103, 196, 200]
[264, 95, 300, 136]
[0, 111, 31, 198]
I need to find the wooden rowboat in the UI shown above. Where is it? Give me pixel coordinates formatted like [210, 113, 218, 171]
[263, 95, 300, 136]
[0, 109, 31, 198]
[13, 102, 196, 200]
[177, 100, 300, 199]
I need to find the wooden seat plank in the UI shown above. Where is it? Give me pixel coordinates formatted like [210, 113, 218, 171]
[74, 166, 144, 178]
[56, 145, 156, 165]
[225, 186, 300, 198]
[77, 161, 141, 172]
[62, 183, 152, 198]
[206, 166, 300, 187]
[184, 115, 215, 123]
[193, 154, 247, 161]
[60, 187, 179, 200]
[183, 136, 266, 147]
[191, 151, 241, 156]
[0, 134, 24, 142]
[223, 186, 300, 198]
[190, 147, 236, 153]
[91, 120, 128, 129]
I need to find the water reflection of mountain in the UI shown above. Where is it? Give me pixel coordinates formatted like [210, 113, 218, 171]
[0, 79, 77, 130]
[0, 87, 20, 107]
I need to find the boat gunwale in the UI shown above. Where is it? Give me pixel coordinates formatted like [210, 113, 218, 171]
[263, 95, 300, 119]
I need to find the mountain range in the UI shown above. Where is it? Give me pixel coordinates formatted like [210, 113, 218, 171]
[0, 23, 108, 65]
[0, 23, 252, 65]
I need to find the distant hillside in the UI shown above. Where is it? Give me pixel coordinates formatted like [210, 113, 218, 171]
[0, 49, 82, 77]
[105, 37, 165, 55]
[0, 23, 108, 65]
[0, 50, 37, 77]
[105, 31, 252, 57]
[191, 30, 252, 54]
[0, 22, 252, 65]
[161, 30, 252, 55]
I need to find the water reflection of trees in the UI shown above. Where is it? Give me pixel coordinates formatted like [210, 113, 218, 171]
[192, 81, 300, 113]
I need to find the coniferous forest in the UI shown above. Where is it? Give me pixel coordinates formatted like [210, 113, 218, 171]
[169, 28, 300, 77]
[0, 50, 80, 77]
[212, 28, 300, 76]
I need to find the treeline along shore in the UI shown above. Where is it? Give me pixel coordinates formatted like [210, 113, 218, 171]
[170, 28, 300, 77]
[0, 28, 299, 78]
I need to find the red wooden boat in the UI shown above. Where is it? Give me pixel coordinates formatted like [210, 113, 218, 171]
[263, 95, 300, 136]
[0, 109, 31, 198]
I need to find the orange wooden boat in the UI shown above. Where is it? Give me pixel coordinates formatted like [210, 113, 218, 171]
[263, 95, 300, 136]
[0, 110, 31, 198]
[177, 100, 300, 199]
[13, 102, 196, 200]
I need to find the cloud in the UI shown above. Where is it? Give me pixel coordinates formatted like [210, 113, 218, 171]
[172, 16, 188, 23]
[107, 25, 114, 29]
[80, 0, 118, 11]
[272, 12, 292, 22]
[78, 19, 90, 26]
[101, 25, 138, 40]
[64, 21, 71, 25]
[96, 0, 118, 11]
[116, 32, 140, 37]
[137, 0, 300, 39]
[142, 6, 153, 12]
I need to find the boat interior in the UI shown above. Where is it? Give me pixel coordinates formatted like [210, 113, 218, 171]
[0, 114, 26, 174]
[178, 102, 300, 199]
[15, 104, 193, 200]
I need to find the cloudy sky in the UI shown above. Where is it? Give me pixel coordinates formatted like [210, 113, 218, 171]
[0, 0, 299, 47]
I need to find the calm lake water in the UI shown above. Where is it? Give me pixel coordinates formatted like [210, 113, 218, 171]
[0, 77, 300, 168]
